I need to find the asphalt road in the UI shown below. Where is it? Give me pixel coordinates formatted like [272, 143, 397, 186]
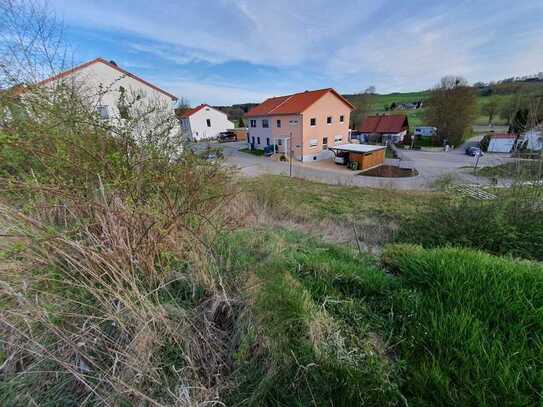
[203, 141, 515, 190]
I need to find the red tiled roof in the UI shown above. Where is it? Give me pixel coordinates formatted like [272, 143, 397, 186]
[360, 115, 408, 134]
[246, 88, 354, 117]
[180, 104, 210, 118]
[490, 133, 517, 139]
[14, 58, 177, 100]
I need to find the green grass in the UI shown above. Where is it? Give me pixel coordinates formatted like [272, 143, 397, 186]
[478, 161, 543, 179]
[218, 227, 543, 406]
[240, 148, 265, 156]
[396, 190, 543, 261]
[383, 244, 543, 406]
[241, 175, 443, 223]
[219, 229, 402, 406]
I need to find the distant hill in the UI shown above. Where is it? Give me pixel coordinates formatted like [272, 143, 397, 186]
[214, 80, 543, 129]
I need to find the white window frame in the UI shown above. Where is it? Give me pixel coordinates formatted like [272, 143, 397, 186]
[97, 105, 109, 120]
[334, 135, 342, 145]
[262, 119, 269, 128]
[250, 119, 257, 128]
[308, 138, 318, 148]
[310, 118, 316, 127]
[339, 115, 344, 123]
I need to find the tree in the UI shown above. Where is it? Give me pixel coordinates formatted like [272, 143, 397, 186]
[423, 75, 477, 146]
[363, 85, 376, 94]
[350, 92, 375, 129]
[237, 117, 245, 128]
[482, 98, 499, 125]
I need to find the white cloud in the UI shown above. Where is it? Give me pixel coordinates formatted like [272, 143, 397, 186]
[328, 14, 493, 91]
[50, 0, 382, 67]
[159, 78, 276, 106]
[48, 0, 543, 98]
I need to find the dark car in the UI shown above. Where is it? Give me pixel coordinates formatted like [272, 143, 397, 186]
[218, 131, 237, 143]
[465, 146, 483, 156]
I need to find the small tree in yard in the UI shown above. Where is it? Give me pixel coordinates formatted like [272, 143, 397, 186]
[482, 97, 499, 125]
[424, 76, 477, 146]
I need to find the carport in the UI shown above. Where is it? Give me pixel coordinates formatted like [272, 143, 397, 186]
[329, 144, 386, 171]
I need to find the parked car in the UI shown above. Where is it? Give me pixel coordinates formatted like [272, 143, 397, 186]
[334, 152, 349, 165]
[218, 131, 237, 143]
[465, 146, 483, 156]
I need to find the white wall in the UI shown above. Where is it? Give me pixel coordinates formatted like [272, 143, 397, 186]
[188, 106, 234, 141]
[44, 60, 176, 120]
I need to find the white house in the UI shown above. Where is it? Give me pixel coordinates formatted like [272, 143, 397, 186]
[179, 104, 234, 141]
[16, 57, 178, 120]
[487, 133, 517, 153]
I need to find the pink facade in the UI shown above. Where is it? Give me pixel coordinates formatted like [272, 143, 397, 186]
[246, 89, 352, 161]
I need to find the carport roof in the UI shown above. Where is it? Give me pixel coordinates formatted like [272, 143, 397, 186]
[330, 143, 386, 153]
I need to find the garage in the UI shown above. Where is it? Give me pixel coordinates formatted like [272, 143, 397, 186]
[329, 144, 386, 171]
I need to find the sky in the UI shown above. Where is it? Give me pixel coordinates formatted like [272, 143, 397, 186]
[48, 0, 543, 106]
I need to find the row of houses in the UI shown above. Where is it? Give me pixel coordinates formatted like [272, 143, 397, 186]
[12, 57, 541, 165]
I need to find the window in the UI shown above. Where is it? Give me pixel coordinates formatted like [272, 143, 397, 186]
[327, 116, 332, 124]
[334, 135, 342, 144]
[206, 119, 211, 127]
[339, 115, 344, 123]
[257, 137, 261, 144]
[276, 119, 281, 128]
[278, 139, 283, 146]
[323, 137, 328, 147]
[308, 138, 318, 148]
[262, 119, 269, 128]
[251, 136, 255, 144]
[97, 105, 109, 120]
[250, 119, 257, 128]
[266, 138, 270, 146]
[310, 118, 316, 126]
[289, 119, 298, 125]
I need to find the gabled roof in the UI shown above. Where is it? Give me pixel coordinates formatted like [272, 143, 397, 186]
[14, 57, 177, 100]
[180, 104, 210, 118]
[246, 88, 354, 117]
[360, 115, 409, 134]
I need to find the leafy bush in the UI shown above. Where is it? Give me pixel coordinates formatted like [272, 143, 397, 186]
[383, 244, 543, 406]
[396, 189, 543, 261]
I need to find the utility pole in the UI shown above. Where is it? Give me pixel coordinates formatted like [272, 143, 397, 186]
[289, 132, 293, 177]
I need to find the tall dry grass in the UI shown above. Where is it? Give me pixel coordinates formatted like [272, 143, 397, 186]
[0, 74, 243, 405]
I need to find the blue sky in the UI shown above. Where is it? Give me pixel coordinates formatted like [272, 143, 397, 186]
[50, 0, 543, 105]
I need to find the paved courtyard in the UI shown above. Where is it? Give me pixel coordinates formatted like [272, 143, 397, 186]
[206, 141, 516, 190]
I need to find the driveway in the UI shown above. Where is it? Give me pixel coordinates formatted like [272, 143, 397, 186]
[205, 141, 516, 190]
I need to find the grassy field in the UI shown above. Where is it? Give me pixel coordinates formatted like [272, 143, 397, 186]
[215, 226, 543, 406]
[242, 175, 443, 223]
[477, 160, 543, 179]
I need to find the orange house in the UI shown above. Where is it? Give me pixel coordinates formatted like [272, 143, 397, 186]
[245, 88, 354, 161]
